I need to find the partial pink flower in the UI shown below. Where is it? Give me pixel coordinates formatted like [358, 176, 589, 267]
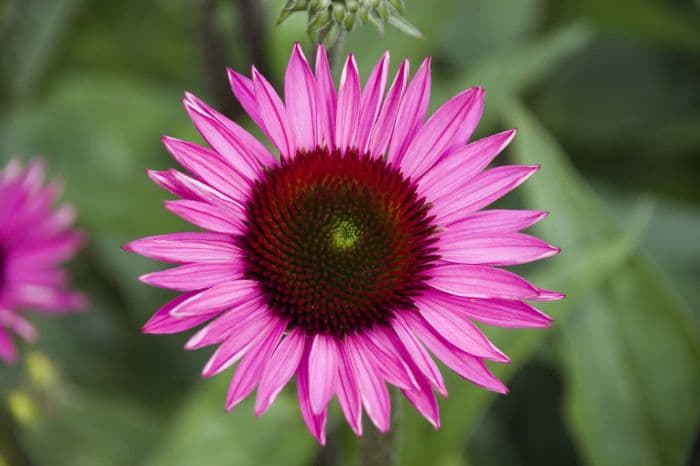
[0, 158, 87, 364]
[126, 44, 563, 443]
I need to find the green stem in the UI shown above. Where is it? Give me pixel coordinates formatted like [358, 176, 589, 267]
[360, 389, 402, 466]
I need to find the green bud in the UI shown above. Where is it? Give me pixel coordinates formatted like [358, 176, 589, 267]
[389, 0, 404, 14]
[308, 10, 332, 32]
[346, 0, 359, 13]
[358, 5, 369, 23]
[376, 2, 389, 22]
[343, 11, 356, 31]
[370, 0, 381, 7]
[332, 2, 346, 23]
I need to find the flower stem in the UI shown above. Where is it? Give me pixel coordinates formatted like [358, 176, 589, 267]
[360, 389, 402, 466]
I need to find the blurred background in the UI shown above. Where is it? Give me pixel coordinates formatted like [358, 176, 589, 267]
[0, 0, 699, 465]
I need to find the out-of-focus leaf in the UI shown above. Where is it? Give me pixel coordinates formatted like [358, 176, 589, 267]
[146, 378, 318, 466]
[440, 22, 594, 131]
[564, 0, 700, 51]
[505, 100, 700, 466]
[0, 0, 78, 100]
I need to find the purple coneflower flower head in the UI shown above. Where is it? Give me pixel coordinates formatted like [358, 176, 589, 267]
[125, 44, 563, 444]
[0, 159, 86, 364]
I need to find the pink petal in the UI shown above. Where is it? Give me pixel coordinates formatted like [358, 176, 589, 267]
[433, 165, 539, 225]
[297, 344, 328, 445]
[401, 87, 484, 179]
[335, 54, 361, 151]
[401, 312, 508, 394]
[165, 200, 243, 234]
[439, 232, 559, 266]
[336, 342, 363, 435]
[285, 43, 318, 150]
[169, 170, 246, 212]
[308, 334, 339, 415]
[533, 289, 566, 301]
[360, 329, 418, 390]
[169, 279, 261, 318]
[387, 57, 431, 167]
[418, 129, 516, 202]
[162, 136, 251, 203]
[0, 311, 37, 342]
[253, 67, 296, 158]
[443, 209, 548, 234]
[367, 58, 409, 157]
[226, 68, 265, 130]
[346, 335, 391, 432]
[420, 290, 552, 328]
[255, 328, 306, 415]
[0, 327, 18, 364]
[401, 371, 440, 429]
[139, 262, 244, 292]
[356, 51, 389, 151]
[147, 169, 194, 199]
[314, 45, 337, 147]
[142, 292, 216, 334]
[124, 233, 239, 264]
[415, 298, 509, 362]
[428, 263, 541, 300]
[391, 316, 446, 395]
[226, 317, 287, 411]
[185, 303, 267, 350]
[201, 312, 278, 377]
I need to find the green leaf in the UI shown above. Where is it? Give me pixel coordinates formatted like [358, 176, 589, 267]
[387, 14, 422, 38]
[145, 378, 318, 466]
[505, 100, 700, 466]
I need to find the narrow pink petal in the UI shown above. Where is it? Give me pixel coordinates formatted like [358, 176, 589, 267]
[226, 317, 287, 411]
[124, 233, 239, 264]
[0, 327, 18, 364]
[255, 328, 306, 415]
[185, 301, 267, 350]
[418, 129, 516, 202]
[439, 232, 560, 266]
[285, 43, 318, 150]
[201, 313, 278, 377]
[314, 45, 337, 147]
[297, 345, 328, 445]
[415, 298, 509, 362]
[186, 93, 277, 170]
[169, 279, 261, 317]
[391, 316, 446, 395]
[227, 68, 265, 129]
[170, 170, 244, 212]
[356, 52, 389, 151]
[401, 312, 508, 394]
[336, 342, 363, 435]
[401, 371, 440, 429]
[165, 200, 243, 234]
[0, 311, 37, 342]
[367, 59, 409, 157]
[308, 334, 339, 415]
[361, 329, 418, 390]
[346, 335, 391, 432]
[147, 169, 194, 199]
[139, 263, 244, 292]
[420, 290, 552, 328]
[387, 57, 431, 166]
[433, 165, 539, 225]
[335, 54, 361, 151]
[142, 292, 216, 334]
[443, 209, 548, 234]
[401, 87, 484, 179]
[429, 263, 540, 300]
[162, 136, 251, 203]
[533, 289, 566, 301]
[253, 67, 296, 157]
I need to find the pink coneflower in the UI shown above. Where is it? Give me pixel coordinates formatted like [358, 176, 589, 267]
[0, 159, 86, 364]
[126, 44, 562, 443]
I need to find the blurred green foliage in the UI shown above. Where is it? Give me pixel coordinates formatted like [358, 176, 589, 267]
[0, 0, 699, 465]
